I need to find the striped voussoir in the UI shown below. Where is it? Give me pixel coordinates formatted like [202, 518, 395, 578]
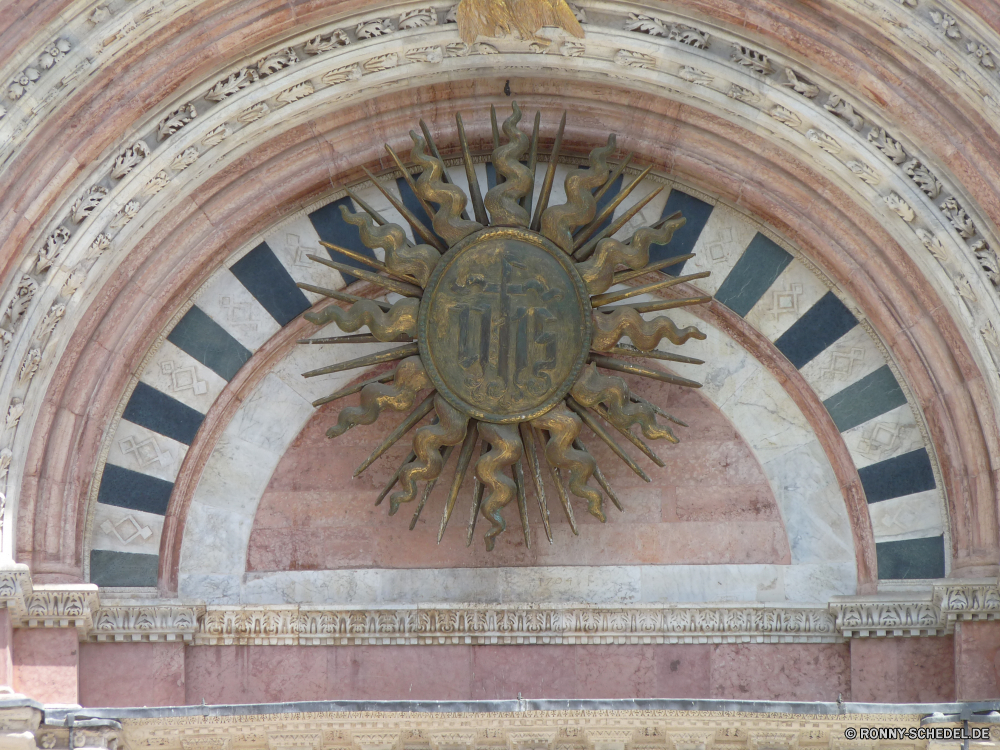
[89, 197, 374, 586]
[89, 167, 947, 587]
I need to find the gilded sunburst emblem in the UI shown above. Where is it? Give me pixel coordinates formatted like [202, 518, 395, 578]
[299, 103, 710, 549]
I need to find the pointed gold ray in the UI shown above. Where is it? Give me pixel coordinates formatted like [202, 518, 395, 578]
[589, 271, 710, 307]
[565, 396, 651, 482]
[296, 282, 392, 312]
[376, 449, 416, 506]
[530, 111, 566, 232]
[345, 188, 390, 227]
[593, 152, 633, 202]
[306, 254, 423, 298]
[299, 333, 412, 345]
[319, 240, 418, 284]
[312, 368, 396, 407]
[631, 392, 688, 427]
[302, 343, 419, 378]
[534, 425, 579, 534]
[420, 119, 473, 223]
[592, 400, 671, 459]
[456, 113, 488, 226]
[410, 444, 455, 530]
[361, 166, 447, 251]
[572, 165, 653, 251]
[490, 104, 505, 187]
[385, 143, 437, 224]
[611, 254, 693, 284]
[438, 421, 479, 543]
[466, 440, 489, 546]
[521, 110, 540, 212]
[609, 296, 713, 314]
[354, 392, 436, 477]
[573, 438, 624, 512]
[512, 459, 531, 548]
[606, 344, 704, 366]
[573, 188, 664, 261]
[589, 354, 702, 389]
[519, 423, 552, 544]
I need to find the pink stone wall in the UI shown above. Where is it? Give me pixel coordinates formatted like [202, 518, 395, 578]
[12, 628, 78, 704]
[955, 621, 1000, 699]
[850, 637, 955, 702]
[248, 376, 789, 569]
[79, 643, 185, 707]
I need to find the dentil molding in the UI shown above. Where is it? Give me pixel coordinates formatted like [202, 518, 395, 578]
[0, 565, 995, 644]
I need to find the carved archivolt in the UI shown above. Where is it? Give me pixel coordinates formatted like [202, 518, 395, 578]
[0, 0, 998, 578]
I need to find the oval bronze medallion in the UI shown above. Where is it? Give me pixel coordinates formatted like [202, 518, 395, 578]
[419, 226, 593, 423]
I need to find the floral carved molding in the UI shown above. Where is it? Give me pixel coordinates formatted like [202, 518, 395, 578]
[0, 566, 995, 644]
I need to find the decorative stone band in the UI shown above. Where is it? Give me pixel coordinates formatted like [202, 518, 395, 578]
[0, 565, 997, 643]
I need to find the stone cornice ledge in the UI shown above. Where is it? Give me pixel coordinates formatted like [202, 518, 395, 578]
[0, 566, 996, 644]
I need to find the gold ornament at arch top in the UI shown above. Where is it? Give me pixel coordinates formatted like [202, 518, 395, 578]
[297, 102, 710, 551]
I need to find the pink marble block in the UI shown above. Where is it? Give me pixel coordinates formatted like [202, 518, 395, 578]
[849, 637, 955, 702]
[248, 374, 789, 569]
[79, 643, 185, 707]
[954, 621, 1000, 699]
[12, 628, 78, 704]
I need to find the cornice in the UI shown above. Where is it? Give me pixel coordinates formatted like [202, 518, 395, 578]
[0, 566, 995, 644]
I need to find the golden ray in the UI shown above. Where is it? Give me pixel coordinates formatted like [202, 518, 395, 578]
[299, 333, 411, 345]
[377, 449, 416, 506]
[530, 402, 604, 521]
[484, 103, 533, 227]
[541, 134, 616, 253]
[573, 438, 624, 512]
[466, 440, 489, 546]
[325, 356, 430, 437]
[593, 152, 634, 202]
[339, 205, 440, 286]
[438, 421, 479, 542]
[572, 164, 653, 251]
[319, 240, 418, 284]
[589, 354, 702, 389]
[302, 343, 420, 379]
[574, 188, 665, 261]
[530, 111, 566, 231]
[306, 254, 423, 298]
[519, 423, 553, 544]
[611, 254, 693, 284]
[476, 422, 524, 550]
[345, 188, 392, 227]
[385, 143, 437, 224]
[304, 297, 418, 340]
[409, 130, 483, 245]
[577, 217, 687, 294]
[296, 282, 392, 312]
[312, 367, 397, 408]
[572, 362, 677, 442]
[591, 307, 706, 352]
[592, 401, 670, 459]
[456, 113, 489, 225]
[390, 396, 470, 513]
[354, 392, 437, 476]
[589, 270, 710, 307]
[631, 392, 687, 427]
[419, 119, 473, 222]
[605, 344, 703, 366]
[410, 444, 456, 529]
[614, 296, 714, 314]
[521, 110, 541, 212]
[361, 166, 447, 251]
[533, 424, 579, 534]
[512, 459, 531, 548]
[565, 395, 650, 482]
